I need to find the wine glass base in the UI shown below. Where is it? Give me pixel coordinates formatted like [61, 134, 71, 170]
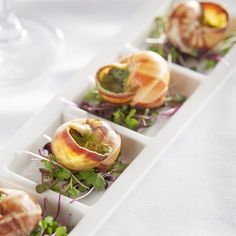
[0, 15, 64, 86]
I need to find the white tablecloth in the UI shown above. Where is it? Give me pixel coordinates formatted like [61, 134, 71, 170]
[1, 0, 236, 235]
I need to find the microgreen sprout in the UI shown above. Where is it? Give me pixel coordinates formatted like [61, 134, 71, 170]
[30, 216, 68, 236]
[26, 142, 128, 201]
[31, 193, 69, 236]
[79, 89, 186, 131]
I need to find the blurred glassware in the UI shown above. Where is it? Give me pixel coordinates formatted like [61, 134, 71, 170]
[0, 0, 64, 86]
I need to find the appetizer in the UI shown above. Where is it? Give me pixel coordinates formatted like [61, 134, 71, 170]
[147, 1, 236, 73]
[34, 118, 127, 200]
[0, 189, 69, 236]
[80, 51, 186, 132]
[51, 118, 121, 171]
[96, 51, 170, 108]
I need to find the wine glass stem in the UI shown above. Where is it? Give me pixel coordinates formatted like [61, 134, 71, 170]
[0, 0, 25, 42]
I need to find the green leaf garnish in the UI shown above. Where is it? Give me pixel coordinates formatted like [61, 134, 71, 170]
[79, 169, 95, 179]
[169, 94, 187, 103]
[51, 182, 61, 192]
[124, 109, 138, 130]
[205, 59, 218, 70]
[56, 226, 68, 236]
[169, 46, 178, 62]
[83, 89, 102, 105]
[78, 170, 106, 191]
[53, 168, 71, 181]
[30, 215, 68, 236]
[112, 106, 139, 130]
[149, 16, 166, 38]
[109, 161, 129, 176]
[81, 87, 186, 132]
[42, 160, 53, 171]
[36, 183, 50, 193]
[113, 109, 125, 125]
[36, 142, 131, 202]
[0, 192, 6, 201]
[68, 187, 80, 198]
[87, 173, 106, 191]
[149, 46, 165, 57]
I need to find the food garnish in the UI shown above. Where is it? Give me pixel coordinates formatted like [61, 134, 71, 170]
[20, 119, 127, 200]
[31, 216, 68, 236]
[35, 140, 128, 199]
[31, 196, 69, 236]
[146, 1, 235, 73]
[79, 50, 186, 132]
[80, 89, 186, 131]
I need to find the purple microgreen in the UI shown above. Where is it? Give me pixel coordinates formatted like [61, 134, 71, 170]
[42, 197, 48, 218]
[30, 133, 128, 204]
[33, 142, 122, 201]
[39, 148, 48, 157]
[109, 160, 129, 177]
[158, 105, 181, 117]
[43, 142, 52, 155]
[54, 184, 62, 220]
[79, 89, 186, 132]
[60, 213, 72, 229]
[103, 174, 114, 182]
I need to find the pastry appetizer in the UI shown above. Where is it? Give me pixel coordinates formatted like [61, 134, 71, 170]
[80, 51, 186, 131]
[0, 188, 68, 236]
[32, 118, 127, 200]
[167, 1, 228, 53]
[147, 1, 235, 73]
[0, 188, 41, 236]
[51, 118, 121, 171]
[96, 51, 170, 108]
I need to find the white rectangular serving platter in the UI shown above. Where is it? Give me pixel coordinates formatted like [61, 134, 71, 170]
[1, 0, 236, 235]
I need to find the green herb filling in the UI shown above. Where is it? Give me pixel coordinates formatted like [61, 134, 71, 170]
[100, 67, 129, 93]
[69, 128, 111, 155]
[0, 192, 6, 201]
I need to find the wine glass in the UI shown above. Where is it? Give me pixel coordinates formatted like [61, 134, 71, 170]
[0, 0, 64, 86]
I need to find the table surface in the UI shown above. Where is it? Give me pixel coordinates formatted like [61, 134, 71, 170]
[1, 1, 236, 235]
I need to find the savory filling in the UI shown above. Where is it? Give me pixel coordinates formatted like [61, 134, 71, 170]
[69, 128, 111, 155]
[100, 67, 130, 93]
[0, 192, 6, 200]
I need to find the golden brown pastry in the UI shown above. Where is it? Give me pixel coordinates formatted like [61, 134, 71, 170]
[51, 118, 121, 171]
[167, 1, 229, 53]
[96, 51, 170, 108]
[0, 188, 42, 236]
